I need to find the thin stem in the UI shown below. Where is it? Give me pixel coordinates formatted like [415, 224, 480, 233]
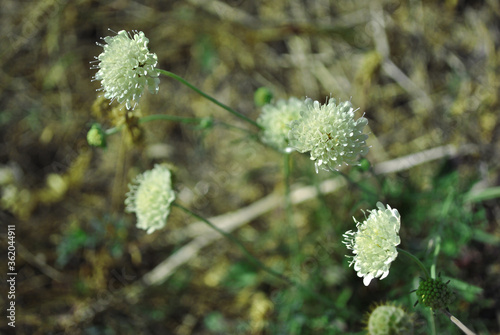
[428, 308, 437, 335]
[105, 124, 124, 136]
[173, 202, 290, 283]
[138, 114, 207, 124]
[430, 235, 441, 279]
[158, 69, 262, 129]
[104, 115, 206, 136]
[440, 309, 476, 335]
[283, 153, 299, 252]
[104, 114, 252, 139]
[172, 202, 334, 306]
[334, 169, 378, 199]
[397, 248, 430, 279]
[397, 248, 437, 334]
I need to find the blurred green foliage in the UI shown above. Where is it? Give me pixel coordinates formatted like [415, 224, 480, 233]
[56, 215, 129, 267]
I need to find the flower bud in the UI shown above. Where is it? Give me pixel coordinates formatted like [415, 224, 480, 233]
[254, 87, 273, 107]
[87, 124, 107, 148]
[415, 277, 455, 310]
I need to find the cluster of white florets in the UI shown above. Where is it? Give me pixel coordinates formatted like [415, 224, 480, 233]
[125, 164, 175, 234]
[343, 202, 401, 286]
[257, 97, 304, 152]
[92, 30, 160, 110]
[288, 97, 369, 172]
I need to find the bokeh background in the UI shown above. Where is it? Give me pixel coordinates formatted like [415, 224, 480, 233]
[1, 0, 500, 334]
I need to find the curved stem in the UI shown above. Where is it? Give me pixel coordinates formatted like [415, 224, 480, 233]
[158, 69, 263, 129]
[397, 248, 430, 279]
[172, 202, 334, 306]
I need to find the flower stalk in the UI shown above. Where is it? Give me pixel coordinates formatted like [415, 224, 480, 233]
[173, 202, 334, 306]
[158, 69, 262, 129]
[397, 247, 430, 279]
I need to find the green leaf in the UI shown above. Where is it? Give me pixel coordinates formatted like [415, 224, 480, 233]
[464, 186, 500, 203]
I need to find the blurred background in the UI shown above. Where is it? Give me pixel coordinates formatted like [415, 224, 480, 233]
[1, 0, 500, 334]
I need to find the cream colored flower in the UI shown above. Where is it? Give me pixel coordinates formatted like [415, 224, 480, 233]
[125, 164, 175, 234]
[92, 30, 160, 110]
[343, 202, 401, 286]
[289, 97, 368, 172]
[257, 97, 304, 152]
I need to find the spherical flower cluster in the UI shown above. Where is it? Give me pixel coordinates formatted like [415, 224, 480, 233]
[343, 202, 401, 286]
[289, 97, 368, 172]
[366, 303, 413, 335]
[92, 29, 160, 110]
[257, 97, 305, 152]
[415, 277, 455, 310]
[125, 164, 176, 234]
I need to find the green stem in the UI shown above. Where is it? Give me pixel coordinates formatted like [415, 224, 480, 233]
[173, 202, 290, 283]
[158, 69, 262, 129]
[172, 202, 334, 306]
[335, 170, 378, 199]
[430, 235, 441, 279]
[104, 114, 252, 138]
[283, 153, 298, 250]
[397, 248, 437, 333]
[428, 308, 437, 335]
[105, 125, 124, 136]
[139, 114, 207, 124]
[397, 248, 430, 279]
[283, 153, 301, 282]
[104, 115, 207, 136]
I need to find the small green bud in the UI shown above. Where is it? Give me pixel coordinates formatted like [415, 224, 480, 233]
[415, 277, 455, 310]
[197, 117, 214, 130]
[358, 157, 371, 171]
[254, 87, 273, 107]
[87, 123, 107, 148]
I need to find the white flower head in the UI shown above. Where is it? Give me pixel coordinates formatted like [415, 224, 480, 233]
[125, 164, 175, 234]
[343, 202, 401, 286]
[257, 97, 305, 152]
[289, 97, 369, 172]
[92, 29, 160, 110]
